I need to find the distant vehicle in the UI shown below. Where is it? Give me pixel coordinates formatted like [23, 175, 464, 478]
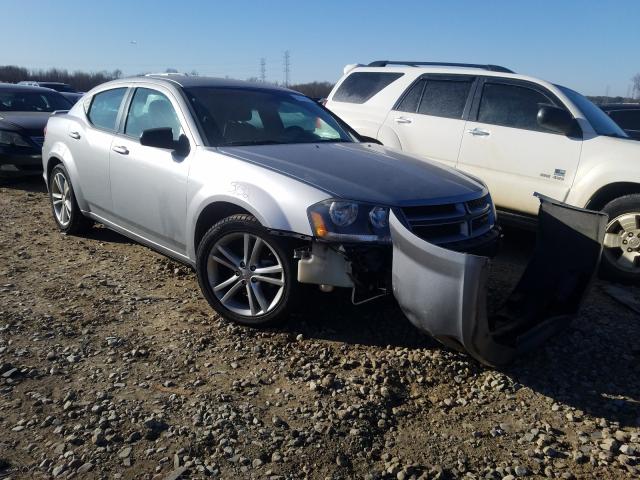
[18, 81, 79, 93]
[600, 103, 640, 140]
[0, 83, 72, 176]
[325, 60, 640, 281]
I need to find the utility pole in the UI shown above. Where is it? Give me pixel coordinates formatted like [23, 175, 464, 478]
[283, 50, 290, 87]
[260, 58, 266, 83]
[604, 85, 610, 104]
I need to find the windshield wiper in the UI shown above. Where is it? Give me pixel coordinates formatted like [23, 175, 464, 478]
[218, 140, 284, 147]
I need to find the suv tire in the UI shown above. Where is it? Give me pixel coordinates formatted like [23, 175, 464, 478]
[196, 214, 297, 326]
[600, 194, 640, 282]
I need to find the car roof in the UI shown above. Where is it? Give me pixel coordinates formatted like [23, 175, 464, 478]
[0, 82, 65, 93]
[600, 103, 640, 111]
[100, 74, 297, 94]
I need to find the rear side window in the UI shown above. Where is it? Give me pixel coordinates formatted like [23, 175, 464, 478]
[87, 88, 127, 131]
[418, 79, 473, 119]
[332, 72, 403, 104]
[609, 110, 640, 131]
[478, 83, 553, 132]
[395, 80, 425, 112]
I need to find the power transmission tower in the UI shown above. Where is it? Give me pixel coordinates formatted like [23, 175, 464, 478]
[260, 58, 266, 83]
[283, 50, 290, 87]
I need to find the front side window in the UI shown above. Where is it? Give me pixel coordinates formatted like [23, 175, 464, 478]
[87, 88, 127, 131]
[184, 87, 355, 146]
[478, 83, 554, 132]
[0, 90, 71, 112]
[125, 88, 182, 141]
[332, 72, 404, 104]
[417, 79, 473, 119]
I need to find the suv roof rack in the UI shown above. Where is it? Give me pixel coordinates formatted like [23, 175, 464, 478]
[367, 61, 515, 73]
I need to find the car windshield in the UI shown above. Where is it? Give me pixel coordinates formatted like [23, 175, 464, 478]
[0, 90, 72, 112]
[557, 85, 628, 138]
[184, 87, 355, 147]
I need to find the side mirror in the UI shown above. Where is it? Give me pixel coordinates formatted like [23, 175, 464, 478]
[359, 135, 383, 145]
[537, 105, 574, 135]
[140, 128, 190, 155]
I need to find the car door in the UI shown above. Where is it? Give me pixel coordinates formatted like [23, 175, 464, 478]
[71, 87, 127, 216]
[457, 79, 582, 215]
[380, 75, 476, 168]
[108, 86, 193, 256]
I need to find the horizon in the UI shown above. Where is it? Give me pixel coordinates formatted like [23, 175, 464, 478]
[3, 0, 639, 97]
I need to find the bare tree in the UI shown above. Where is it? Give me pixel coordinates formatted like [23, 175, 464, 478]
[633, 73, 640, 99]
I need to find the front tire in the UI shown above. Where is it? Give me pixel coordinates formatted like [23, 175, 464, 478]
[196, 214, 297, 326]
[48, 164, 91, 234]
[600, 194, 640, 282]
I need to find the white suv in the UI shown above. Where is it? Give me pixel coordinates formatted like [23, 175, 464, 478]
[325, 61, 640, 281]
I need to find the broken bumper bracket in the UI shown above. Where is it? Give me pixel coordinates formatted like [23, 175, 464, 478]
[390, 194, 607, 366]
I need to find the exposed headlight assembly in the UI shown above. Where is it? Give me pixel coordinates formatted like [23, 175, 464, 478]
[308, 199, 390, 243]
[0, 130, 30, 147]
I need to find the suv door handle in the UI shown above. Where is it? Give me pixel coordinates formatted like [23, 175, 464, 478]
[69, 131, 81, 139]
[466, 128, 490, 137]
[394, 117, 412, 124]
[112, 145, 129, 155]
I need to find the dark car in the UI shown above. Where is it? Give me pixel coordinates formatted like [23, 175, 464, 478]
[600, 103, 640, 140]
[0, 83, 73, 176]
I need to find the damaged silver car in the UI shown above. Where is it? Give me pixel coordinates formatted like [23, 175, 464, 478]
[42, 75, 605, 365]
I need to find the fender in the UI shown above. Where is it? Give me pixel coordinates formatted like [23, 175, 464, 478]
[376, 124, 402, 150]
[185, 152, 330, 261]
[46, 138, 91, 213]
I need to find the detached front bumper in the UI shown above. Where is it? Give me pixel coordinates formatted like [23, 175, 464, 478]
[390, 195, 607, 366]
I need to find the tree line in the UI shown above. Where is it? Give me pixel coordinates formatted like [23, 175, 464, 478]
[0, 66, 122, 92]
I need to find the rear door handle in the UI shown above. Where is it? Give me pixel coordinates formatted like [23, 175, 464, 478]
[466, 128, 490, 137]
[112, 145, 129, 155]
[394, 117, 412, 124]
[69, 131, 81, 139]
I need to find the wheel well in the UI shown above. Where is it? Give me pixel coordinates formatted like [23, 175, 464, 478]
[46, 157, 63, 182]
[585, 183, 640, 211]
[194, 202, 253, 251]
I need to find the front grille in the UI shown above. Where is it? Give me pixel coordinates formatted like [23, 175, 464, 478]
[401, 195, 493, 245]
[31, 136, 44, 147]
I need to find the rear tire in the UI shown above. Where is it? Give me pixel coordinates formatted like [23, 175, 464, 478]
[196, 214, 298, 327]
[48, 164, 92, 234]
[600, 194, 640, 282]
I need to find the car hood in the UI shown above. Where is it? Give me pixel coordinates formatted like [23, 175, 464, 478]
[217, 142, 486, 206]
[0, 112, 51, 136]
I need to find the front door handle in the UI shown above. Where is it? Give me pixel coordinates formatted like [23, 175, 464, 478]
[394, 117, 412, 124]
[466, 128, 491, 137]
[112, 145, 129, 155]
[69, 131, 81, 140]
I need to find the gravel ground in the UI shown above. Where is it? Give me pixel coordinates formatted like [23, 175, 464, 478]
[0, 177, 639, 480]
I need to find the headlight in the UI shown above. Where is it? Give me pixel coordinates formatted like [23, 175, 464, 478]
[308, 199, 390, 243]
[0, 130, 30, 147]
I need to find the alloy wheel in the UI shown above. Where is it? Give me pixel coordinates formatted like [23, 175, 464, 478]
[603, 212, 640, 271]
[206, 232, 285, 317]
[51, 171, 72, 227]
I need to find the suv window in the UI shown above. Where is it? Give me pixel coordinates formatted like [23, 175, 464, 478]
[395, 80, 425, 113]
[478, 83, 554, 132]
[418, 79, 473, 119]
[125, 88, 182, 141]
[332, 72, 403, 104]
[87, 88, 127, 131]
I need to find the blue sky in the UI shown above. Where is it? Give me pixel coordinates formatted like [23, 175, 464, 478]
[4, 0, 638, 96]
